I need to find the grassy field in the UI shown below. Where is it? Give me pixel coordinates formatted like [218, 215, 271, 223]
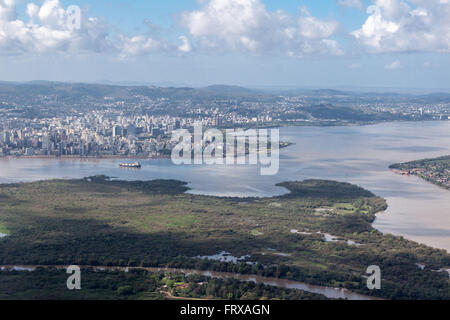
[0, 176, 449, 300]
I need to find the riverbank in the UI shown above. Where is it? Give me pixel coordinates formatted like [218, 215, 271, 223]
[1, 142, 293, 161]
[390, 156, 450, 190]
[0, 154, 171, 160]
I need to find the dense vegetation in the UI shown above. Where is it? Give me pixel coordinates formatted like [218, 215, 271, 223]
[277, 180, 375, 200]
[0, 268, 164, 300]
[168, 273, 327, 300]
[301, 104, 398, 122]
[0, 178, 448, 300]
[0, 268, 326, 300]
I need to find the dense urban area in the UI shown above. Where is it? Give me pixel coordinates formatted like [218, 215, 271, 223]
[0, 82, 449, 158]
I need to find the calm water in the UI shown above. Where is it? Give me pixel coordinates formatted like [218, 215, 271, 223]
[0, 121, 449, 251]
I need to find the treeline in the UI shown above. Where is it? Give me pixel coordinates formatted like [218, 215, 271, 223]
[278, 180, 376, 200]
[0, 268, 164, 300]
[174, 274, 328, 300]
[82, 175, 190, 194]
[0, 268, 327, 300]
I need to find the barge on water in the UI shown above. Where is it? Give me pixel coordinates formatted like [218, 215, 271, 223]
[119, 162, 142, 168]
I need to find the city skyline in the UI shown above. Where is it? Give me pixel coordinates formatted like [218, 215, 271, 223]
[1, 81, 448, 161]
[0, 0, 450, 88]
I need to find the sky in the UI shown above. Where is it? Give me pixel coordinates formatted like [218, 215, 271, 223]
[1, 0, 450, 89]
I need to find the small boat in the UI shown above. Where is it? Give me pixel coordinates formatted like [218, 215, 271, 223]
[119, 162, 141, 168]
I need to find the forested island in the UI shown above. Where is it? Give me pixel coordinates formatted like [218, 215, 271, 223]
[0, 177, 449, 300]
[391, 156, 450, 190]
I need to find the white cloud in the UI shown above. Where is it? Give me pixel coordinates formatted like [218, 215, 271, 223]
[349, 62, 362, 68]
[337, 0, 364, 10]
[385, 60, 401, 69]
[0, 0, 111, 54]
[115, 35, 169, 56]
[2, 0, 343, 58]
[0, 0, 168, 57]
[26, 3, 39, 19]
[178, 35, 192, 53]
[181, 0, 342, 56]
[0, 0, 17, 21]
[352, 0, 450, 53]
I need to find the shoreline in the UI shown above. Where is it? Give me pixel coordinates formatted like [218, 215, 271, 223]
[390, 155, 450, 191]
[391, 170, 450, 191]
[0, 155, 171, 161]
[0, 143, 294, 161]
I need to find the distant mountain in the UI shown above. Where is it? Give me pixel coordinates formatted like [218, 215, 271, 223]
[417, 92, 450, 102]
[0, 81, 271, 105]
[309, 89, 351, 96]
[281, 88, 352, 97]
[201, 85, 258, 94]
[358, 91, 408, 97]
[96, 80, 189, 87]
[332, 85, 450, 95]
[0, 81, 449, 106]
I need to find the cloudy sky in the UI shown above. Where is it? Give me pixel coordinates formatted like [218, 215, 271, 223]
[1, 0, 450, 89]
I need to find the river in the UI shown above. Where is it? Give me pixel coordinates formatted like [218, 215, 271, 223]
[0, 121, 449, 251]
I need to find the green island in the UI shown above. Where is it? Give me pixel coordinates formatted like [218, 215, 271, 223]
[390, 155, 450, 190]
[0, 177, 449, 300]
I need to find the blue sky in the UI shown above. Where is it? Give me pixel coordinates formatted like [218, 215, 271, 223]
[1, 0, 450, 89]
[37, 1, 365, 30]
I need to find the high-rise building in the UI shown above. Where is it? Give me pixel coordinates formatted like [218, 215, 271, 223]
[42, 135, 51, 151]
[213, 115, 223, 127]
[2, 131, 10, 144]
[25, 147, 34, 156]
[113, 126, 122, 137]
